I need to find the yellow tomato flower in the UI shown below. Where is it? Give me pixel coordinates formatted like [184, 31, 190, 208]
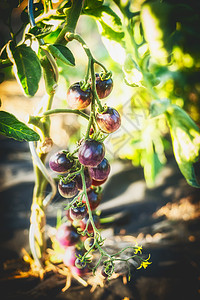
[137, 254, 152, 269]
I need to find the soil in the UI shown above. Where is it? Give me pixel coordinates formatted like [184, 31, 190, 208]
[0, 135, 200, 300]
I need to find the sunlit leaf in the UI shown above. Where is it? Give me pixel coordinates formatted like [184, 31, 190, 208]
[150, 98, 171, 118]
[83, 0, 103, 10]
[141, 120, 166, 187]
[6, 41, 42, 96]
[166, 105, 200, 187]
[43, 44, 75, 66]
[141, 1, 176, 65]
[0, 111, 40, 141]
[56, 0, 72, 14]
[84, 5, 124, 44]
[28, 25, 53, 39]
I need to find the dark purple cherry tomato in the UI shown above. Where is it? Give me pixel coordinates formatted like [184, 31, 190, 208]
[96, 107, 121, 133]
[78, 138, 105, 167]
[49, 151, 73, 173]
[58, 179, 78, 198]
[67, 82, 92, 110]
[82, 187, 102, 210]
[69, 203, 87, 220]
[91, 178, 108, 186]
[75, 258, 86, 269]
[89, 158, 110, 181]
[71, 265, 89, 276]
[75, 168, 92, 190]
[101, 266, 112, 278]
[56, 223, 79, 247]
[63, 247, 83, 267]
[79, 214, 100, 234]
[95, 73, 113, 99]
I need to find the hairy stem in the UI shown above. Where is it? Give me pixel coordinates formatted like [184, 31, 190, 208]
[55, 0, 84, 45]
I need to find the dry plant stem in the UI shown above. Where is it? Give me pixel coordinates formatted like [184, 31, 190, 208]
[27, 0, 83, 268]
[28, 90, 55, 268]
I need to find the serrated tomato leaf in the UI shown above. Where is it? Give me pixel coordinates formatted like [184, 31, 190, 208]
[0, 111, 40, 142]
[6, 41, 42, 96]
[166, 105, 200, 187]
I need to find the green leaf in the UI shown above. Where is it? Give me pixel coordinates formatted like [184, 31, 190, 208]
[28, 25, 53, 39]
[6, 41, 42, 96]
[150, 98, 171, 118]
[56, 0, 72, 14]
[0, 111, 40, 141]
[43, 44, 75, 66]
[141, 120, 166, 187]
[84, 5, 124, 43]
[83, 0, 103, 10]
[166, 105, 200, 187]
[141, 1, 176, 65]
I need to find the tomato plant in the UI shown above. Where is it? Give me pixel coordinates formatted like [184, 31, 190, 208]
[0, 0, 200, 285]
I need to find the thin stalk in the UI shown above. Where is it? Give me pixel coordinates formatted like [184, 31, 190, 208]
[94, 59, 108, 73]
[28, 0, 36, 27]
[85, 111, 94, 139]
[90, 59, 103, 112]
[80, 166, 99, 237]
[40, 108, 90, 120]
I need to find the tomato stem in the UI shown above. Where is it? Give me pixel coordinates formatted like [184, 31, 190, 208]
[33, 108, 90, 120]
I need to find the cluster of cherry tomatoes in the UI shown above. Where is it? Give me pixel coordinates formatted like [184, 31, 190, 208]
[49, 73, 121, 276]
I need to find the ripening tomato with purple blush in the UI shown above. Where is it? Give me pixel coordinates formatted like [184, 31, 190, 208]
[56, 223, 79, 247]
[58, 179, 78, 198]
[96, 107, 121, 133]
[67, 82, 92, 110]
[91, 178, 108, 186]
[95, 73, 113, 99]
[69, 203, 87, 220]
